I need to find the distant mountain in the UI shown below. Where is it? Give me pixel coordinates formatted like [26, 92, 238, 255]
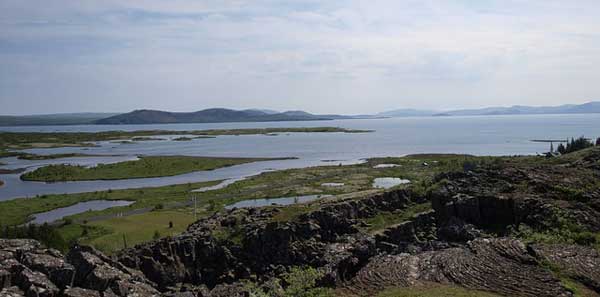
[378, 101, 600, 118]
[0, 113, 119, 126]
[434, 101, 600, 116]
[242, 109, 279, 115]
[377, 108, 438, 117]
[94, 108, 349, 125]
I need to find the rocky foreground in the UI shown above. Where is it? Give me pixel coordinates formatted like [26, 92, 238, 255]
[2, 148, 600, 296]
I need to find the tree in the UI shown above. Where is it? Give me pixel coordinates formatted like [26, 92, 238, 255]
[596, 137, 600, 146]
[559, 136, 593, 154]
[557, 143, 566, 154]
[153, 230, 161, 240]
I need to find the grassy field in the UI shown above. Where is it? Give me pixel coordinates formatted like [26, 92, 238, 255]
[0, 127, 370, 149]
[21, 156, 289, 182]
[0, 180, 221, 226]
[0, 153, 491, 253]
[377, 284, 502, 297]
[79, 210, 196, 253]
[364, 202, 433, 233]
[17, 153, 106, 160]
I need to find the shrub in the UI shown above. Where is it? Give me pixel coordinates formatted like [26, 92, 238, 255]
[282, 267, 332, 297]
[1, 224, 68, 252]
[573, 232, 597, 245]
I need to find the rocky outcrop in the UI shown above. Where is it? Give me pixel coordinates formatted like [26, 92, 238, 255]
[116, 190, 423, 289]
[0, 239, 159, 297]
[5, 149, 600, 296]
[339, 238, 572, 297]
[530, 244, 600, 292]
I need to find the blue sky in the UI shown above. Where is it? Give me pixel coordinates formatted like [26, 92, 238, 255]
[1, 0, 600, 115]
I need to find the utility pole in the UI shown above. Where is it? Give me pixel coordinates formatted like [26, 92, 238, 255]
[191, 195, 197, 221]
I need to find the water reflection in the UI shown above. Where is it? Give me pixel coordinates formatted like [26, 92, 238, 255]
[225, 194, 331, 209]
[31, 200, 134, 224]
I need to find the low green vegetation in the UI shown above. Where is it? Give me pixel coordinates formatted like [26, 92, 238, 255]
[131, 137, 164, 141]
[515, 212, 600, 251]
[539, 256, 597, 297]
[377, 284, 502, 297]
[21, 156, 288, 182]
[1, 153, 491, 253]
[364, 202, 433, 233]
[173, 137, 192, 141]
[0, 180, 221, 226]
[0, 149, 23, 158]
[0, 127, 370, 149]
[245, 266, 333, 297]
[2, 223, 69, 252]
[77, 210, 196, 253]
[559, 277, 598, 297]
[17, 153, 105, 160]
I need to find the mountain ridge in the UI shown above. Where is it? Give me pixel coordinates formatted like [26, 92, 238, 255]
[94, 108, 350, 125]
[379, 101, 600, 117]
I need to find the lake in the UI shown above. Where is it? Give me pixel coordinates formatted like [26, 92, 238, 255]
[1, 114, 599, 201]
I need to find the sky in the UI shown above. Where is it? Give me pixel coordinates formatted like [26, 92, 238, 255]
[1, 1, 600, 115]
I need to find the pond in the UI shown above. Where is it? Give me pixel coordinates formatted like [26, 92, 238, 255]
[373, 164, 400, 168]
[372, 177, 410, 189]
[225, 194, 332, 209]
[31, 200, 134, 224]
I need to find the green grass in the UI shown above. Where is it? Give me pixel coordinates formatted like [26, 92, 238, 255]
[173, 137, 192, 141]
[2, 153, 489, 252]
[0, 180, 221, 226]
[131, 137, 164, 141]
[0, 127, 370, 149]
[364, 202, 433, 233]
[377, 284, 502, 297]
[21, 156, 288, 182]
[17, 153, 105, 160]
[79, 210, 196, 253]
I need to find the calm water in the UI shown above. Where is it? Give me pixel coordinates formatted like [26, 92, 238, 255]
[31, 200, 134, 224]
[1, 114, 599, 201]
[225, 194, 331, 209]
[373, 177, 411, 189]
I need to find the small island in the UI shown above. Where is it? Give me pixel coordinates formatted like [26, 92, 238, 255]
[21, 155, 293, 182]
[173, 137, 193, 141]
[0, 127, 371, 149]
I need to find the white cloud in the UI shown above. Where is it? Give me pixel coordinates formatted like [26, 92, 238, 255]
[1, 0, 600, 114]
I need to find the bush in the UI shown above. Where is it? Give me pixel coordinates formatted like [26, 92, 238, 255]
[244, 267, 332, 297]
[282, 267, 332, 297]
[1, 223, 68, 252]
[573, 232, 597, 245]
